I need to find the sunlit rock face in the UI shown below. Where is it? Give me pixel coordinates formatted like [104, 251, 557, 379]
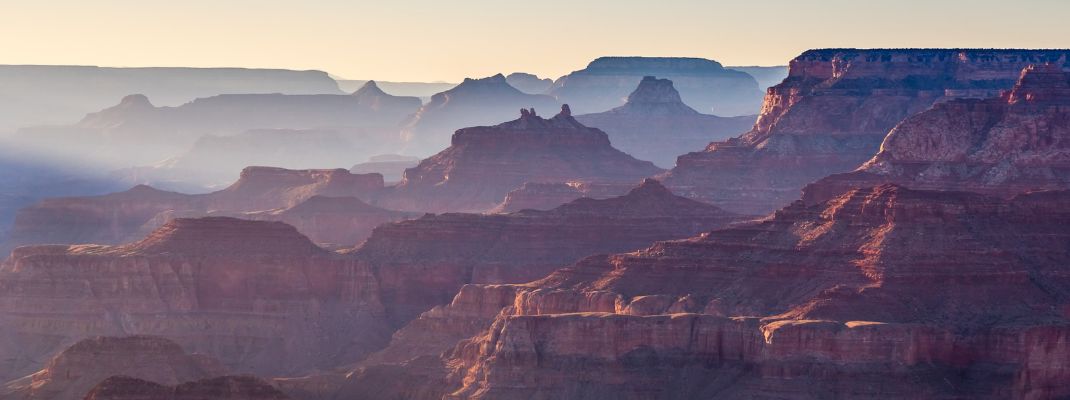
[340, 184, 1070, 400]
[3, 166, 387, 252]
[381, 105, 664, 213]
[806, 64, 1070, 204]
[576, 76, 756, 168]
[400, 74, 560, 154]
[549, 56, 765, 116]
[2, 335, 226, 400]
[662, 49, 1070, 215]
[0, 217, 392, 381]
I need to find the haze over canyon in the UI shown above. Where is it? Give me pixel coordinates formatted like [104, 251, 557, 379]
[1, 1, 1069, 399]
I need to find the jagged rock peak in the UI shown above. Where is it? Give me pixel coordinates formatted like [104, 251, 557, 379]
[352, 80, 386, 96]
[121, 216, 323, 256]
[627, 178, 673, 196]
[1007, 63, 1070, 104]
[462, 73, 508, 85]
[627, 76, 685, 104]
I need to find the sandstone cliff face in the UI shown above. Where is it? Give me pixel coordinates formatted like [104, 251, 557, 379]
[662, 49, 1070, 215]
[806, 64, 1070, 204]
[383, 105, 664, 212]
[349, 155, 421, 183]
[0, 217, 391, 381]
[576, 76, 755, 167]
[550, 57, 764, 116]
[2, 335, 225, 400]
[83, 375, 290, 400]
[4, 166, 387, 250]
[400, 74, 560, 155]
[343, 184, 1070, 399]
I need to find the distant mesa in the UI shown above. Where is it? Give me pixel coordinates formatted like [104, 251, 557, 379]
[505, 72, 553, 94]
[727, 65, 789, 90]
[576, 76, 756, 167]
[549, 56, 765, 115]
[0, 65, 342, 131]
[383, 104, 664, 212]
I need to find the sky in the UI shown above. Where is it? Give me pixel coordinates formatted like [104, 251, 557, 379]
[2, 0, 1068, 82]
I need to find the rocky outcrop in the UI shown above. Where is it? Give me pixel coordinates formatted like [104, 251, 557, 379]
[5, 167, 386, 249]
[576, 76, 755, 167]
[0, 217, 391, 381]
[662, 49, 1070, 215]
[2, 336, 225, 400]
[83, 375, 290, 400]
[806, 64, 1070, 204]
[504, 73, 552, 94]
[244, 195, 419, 248]
[549, 57, 764, 115]
[350, 80, 423, 111]
[348, 184, 1070, 399]
[383, 105, 663, 212]
[400, 74, 560, 154]
[489, 182, 585, 213]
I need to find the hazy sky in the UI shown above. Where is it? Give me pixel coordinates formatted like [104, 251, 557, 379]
[2, 0, 1068, 82]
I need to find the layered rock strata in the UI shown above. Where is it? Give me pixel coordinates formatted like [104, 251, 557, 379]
[662, 49, 1070, 215]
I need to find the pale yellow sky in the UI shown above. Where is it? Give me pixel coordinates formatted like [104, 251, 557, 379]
[2, 0, 1068, 82]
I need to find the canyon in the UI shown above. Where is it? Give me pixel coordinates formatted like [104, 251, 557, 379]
[340, 184, 1070, 400]
[662, 49, 1070, 215]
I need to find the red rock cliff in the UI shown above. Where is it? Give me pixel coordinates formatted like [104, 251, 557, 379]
[805, 64, 1070, 204]
[662, 49, 1070, 215]
[340, 184, 1070, 399]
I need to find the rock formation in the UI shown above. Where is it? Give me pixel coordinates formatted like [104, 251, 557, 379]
[0, 180, 742, 387]
[350, 80, 423, 111]
[335, 80, 457, 99]
[4, 166, 386, 250]
[0, 217, 391, 381]
[489, 182, 585, 213]
[576, 76, 756, 167]
[662, 49, 1070, 215]
[2, 336, 226, 400]
[341, 184, 1070, 399]
[399, 74, 560, 154]
[83, 375, 290, 400]
[504, 72, 553, 94]
[334, 180, 744, 376]
[549, 56, 764, 115]
[806, 64, 1070, 204]
[382, 105, 664, 212]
